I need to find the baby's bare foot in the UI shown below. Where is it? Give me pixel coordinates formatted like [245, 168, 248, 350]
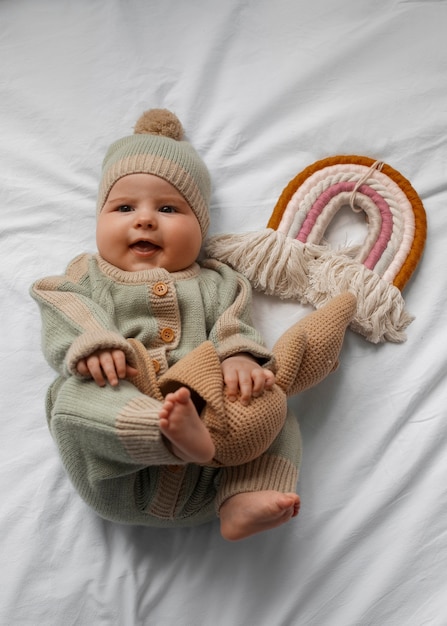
[159, 387, 215, 463]
[219, 490, 300, 541]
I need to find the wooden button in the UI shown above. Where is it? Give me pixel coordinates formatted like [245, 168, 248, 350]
[152, 359, 160, 373]
[167, 465, 183, 473]
[160, 327, 175, 343]
[152, 281, 168, 296]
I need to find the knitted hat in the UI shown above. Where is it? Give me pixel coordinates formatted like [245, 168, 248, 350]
[97, 109, 211, 237]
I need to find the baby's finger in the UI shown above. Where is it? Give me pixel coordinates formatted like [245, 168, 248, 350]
[126, 365, 139, 378]
[251, 368, 269, 397]
[263, 369, 276, 389]
[224, 371, 240, 402]
[97, 352, 120, 386]
[86, 354, 107, 387]
[110, 349, 128, 380]
[76, 359, 89, 377]
[238, 374, 254, 405]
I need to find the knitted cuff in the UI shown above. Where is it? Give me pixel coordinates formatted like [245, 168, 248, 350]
[215, 453, 299, 513]
[216, 337, 274, 367]
[64, 330, 137, 377]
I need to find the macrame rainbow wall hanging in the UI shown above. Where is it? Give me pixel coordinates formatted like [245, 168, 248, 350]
[205, 155, 427, 343]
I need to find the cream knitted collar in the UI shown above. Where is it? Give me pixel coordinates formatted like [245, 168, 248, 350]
[95, 254, 201, 285]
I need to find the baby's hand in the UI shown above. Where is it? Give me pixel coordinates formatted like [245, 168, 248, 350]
[221, 353, 275, 406]
[76, 349, 138, 387]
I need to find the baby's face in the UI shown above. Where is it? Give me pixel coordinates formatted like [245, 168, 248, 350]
[96, 174, 202, 273]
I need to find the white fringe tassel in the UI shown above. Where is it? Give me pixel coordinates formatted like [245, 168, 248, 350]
[205, 229, 322, 300]
[205, 229, 413, 343]
[304, 253, 413, 343]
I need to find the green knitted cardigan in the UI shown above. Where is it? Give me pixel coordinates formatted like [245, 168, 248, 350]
[30, 254, 300, 526]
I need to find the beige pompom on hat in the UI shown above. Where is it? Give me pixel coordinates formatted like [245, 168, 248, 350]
[97, 109, 211, 237]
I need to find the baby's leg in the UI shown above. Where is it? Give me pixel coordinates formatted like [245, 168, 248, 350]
[159, 387, 215, 464]
[219, 490, 300, 541]
[216, 408, 302, 540]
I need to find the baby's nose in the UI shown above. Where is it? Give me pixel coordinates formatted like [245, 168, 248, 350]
[136, 210, 156, 228]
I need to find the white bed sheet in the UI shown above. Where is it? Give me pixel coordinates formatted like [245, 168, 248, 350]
[1, 1, 446, 624]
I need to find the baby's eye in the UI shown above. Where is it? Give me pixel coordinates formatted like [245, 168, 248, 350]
[117, 205, 133, 213]
[159, 205, 177, 214]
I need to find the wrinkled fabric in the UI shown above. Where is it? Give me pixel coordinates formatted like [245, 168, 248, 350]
[1, 0, 446, 624]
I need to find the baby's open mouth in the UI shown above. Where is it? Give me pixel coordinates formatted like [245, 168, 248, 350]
[130, 241, 160, 253]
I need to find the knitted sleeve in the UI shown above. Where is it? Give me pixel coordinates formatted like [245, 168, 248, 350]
[200, 260, 273, 363]
[30, 253, 136, 377]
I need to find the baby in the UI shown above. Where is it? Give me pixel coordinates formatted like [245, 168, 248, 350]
[31, 109, 355, 540]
